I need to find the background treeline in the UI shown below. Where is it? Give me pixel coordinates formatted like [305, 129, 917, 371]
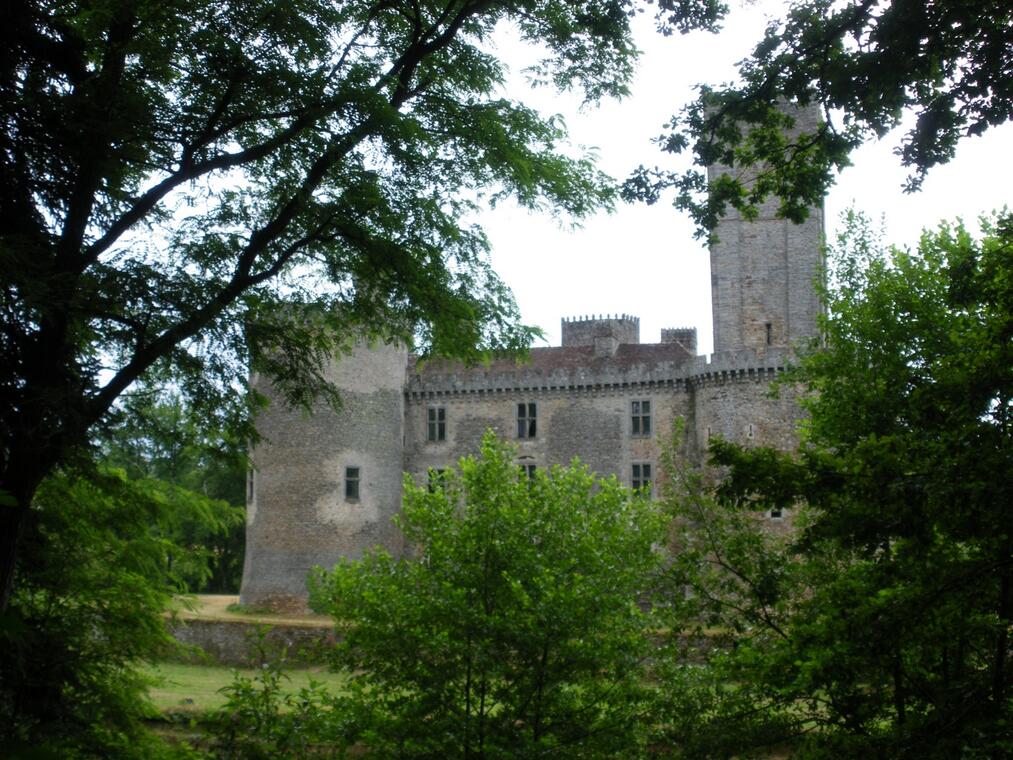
[101, 391, 248, 595]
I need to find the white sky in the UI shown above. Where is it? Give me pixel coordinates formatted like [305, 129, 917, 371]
[478, 3, 1013, 354]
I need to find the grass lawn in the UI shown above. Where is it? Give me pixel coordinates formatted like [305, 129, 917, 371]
[143, 661, 348, 714]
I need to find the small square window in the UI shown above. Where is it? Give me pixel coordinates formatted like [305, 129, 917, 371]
[517, 402, 537, 439]
[632, 399, 651, 437]
[770, 507, 783, 521]
[427, 407, 446, 442]
[632, 462, 652, 495]
[345, 466, 360, 501]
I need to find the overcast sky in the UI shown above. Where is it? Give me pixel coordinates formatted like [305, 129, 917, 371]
[477, 3, 1012, 354]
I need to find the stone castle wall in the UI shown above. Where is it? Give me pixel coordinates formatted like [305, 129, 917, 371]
[239, 104, 824, 611]
[405, 382, 693, 488]
[243, 341, 815, 613]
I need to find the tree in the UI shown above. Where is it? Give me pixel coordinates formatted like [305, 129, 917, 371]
[0, 468, 212, 758]
[657, 212, 1013, 757]
[102, 388, 247, 592]
[307, 432, 667, 757]
[0, 0, 727, 609]
[625, 1, 1013, 234]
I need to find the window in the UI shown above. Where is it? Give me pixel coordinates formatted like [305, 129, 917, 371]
[427, 407, 446, 442]
[246, 470, 254, 503]
[765, 322, 772, 345]
[770, 506, 783, 521]
[632, 462, 652, 495]
[519, 463, 537, 480]
[517, 402, 536, 439]
[631, 399, 651, 436]
[428, 468, 447, 493]
[345, 467, 360, 501]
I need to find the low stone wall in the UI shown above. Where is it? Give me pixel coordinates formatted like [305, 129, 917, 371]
[169, 618, 337, 667]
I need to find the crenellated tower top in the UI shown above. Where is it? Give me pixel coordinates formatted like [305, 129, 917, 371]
[560, 314, 640, 348]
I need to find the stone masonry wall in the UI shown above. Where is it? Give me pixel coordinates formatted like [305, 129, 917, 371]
[685, 348, 804, 457]
[709, 104, 824, 354]
[405, 386, 692, 489]
[240, 341, 407, 613]
[561, 315, 640, 347]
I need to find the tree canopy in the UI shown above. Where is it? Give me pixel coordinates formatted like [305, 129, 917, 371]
[307, 432, 667, 757]
[0, 0, 726, 608]
[625, 0, 1013, 233]
[660, 212, 1013, 756]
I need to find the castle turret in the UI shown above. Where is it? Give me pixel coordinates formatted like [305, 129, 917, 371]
[661, 327, 697, 355]
[709, 105, 824, 353]
[561, 314, 639, 357]
[240, 339, 407, 612]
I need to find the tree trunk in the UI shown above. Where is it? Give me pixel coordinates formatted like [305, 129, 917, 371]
[0, 439, 63, 611]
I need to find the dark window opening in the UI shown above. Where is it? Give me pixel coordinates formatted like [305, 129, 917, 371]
[345, 467, 360, 501]
[519, 463, 537, 480]
[632, 463, 652, 495]
[427, 407, 446, 442]
[765, 322, 772, 346]
[632, 399, 651, 436]
[517, 402, 537, 439]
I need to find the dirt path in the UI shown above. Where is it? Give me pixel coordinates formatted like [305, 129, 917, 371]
[170, 594, 333, 629]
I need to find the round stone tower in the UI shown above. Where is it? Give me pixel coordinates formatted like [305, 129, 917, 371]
[240, 340, 408, 612]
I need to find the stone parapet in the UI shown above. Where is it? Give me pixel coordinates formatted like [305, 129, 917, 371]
[406, 361, 690, 400]
[686, 347, 793, 385]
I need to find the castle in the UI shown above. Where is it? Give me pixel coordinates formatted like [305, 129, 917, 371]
[239, 111, 825, 612]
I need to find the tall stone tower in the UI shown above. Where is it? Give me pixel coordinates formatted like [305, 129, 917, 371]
[709, 106, 824, 353]
[240, 340, 408, 612]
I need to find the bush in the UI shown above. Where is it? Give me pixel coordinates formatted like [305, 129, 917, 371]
[309, 432, 667, 758]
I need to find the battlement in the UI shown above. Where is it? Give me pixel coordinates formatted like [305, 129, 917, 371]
[561, 314, 640, 350]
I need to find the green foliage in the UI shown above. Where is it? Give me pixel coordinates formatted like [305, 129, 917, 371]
[208, 648, 352, 759]
[0, 469, 203, 759]
[308, 432, 667, 757]
[657, 212, 1013, 757]
[0, 0, 726, 745]
[0, 0, 727, 627]
[625, 1, 1013, 234]
[102, 388, 247, 592]
[143, 661, 348, 715]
